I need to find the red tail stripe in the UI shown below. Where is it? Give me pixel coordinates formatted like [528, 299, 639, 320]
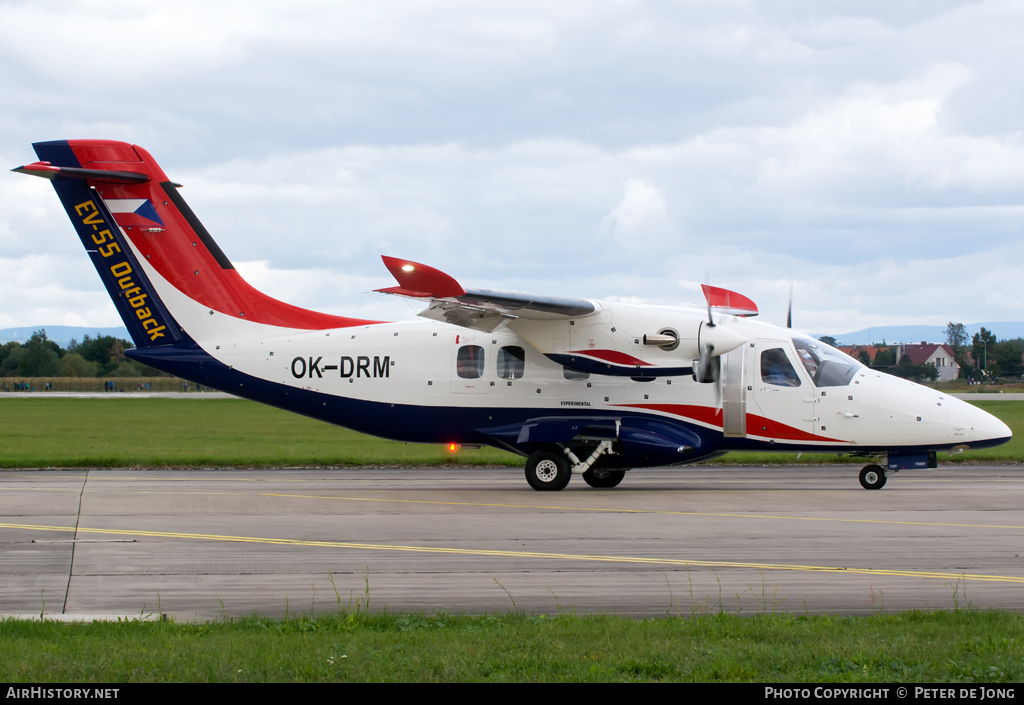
[70, 141, 380, 330]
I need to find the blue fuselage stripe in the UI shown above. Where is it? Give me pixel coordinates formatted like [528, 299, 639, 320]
[126, 341, 1004, 464]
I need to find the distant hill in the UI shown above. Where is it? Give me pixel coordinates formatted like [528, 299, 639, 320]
[817, 322, 1024, 346]
[0, 326, 132, 348]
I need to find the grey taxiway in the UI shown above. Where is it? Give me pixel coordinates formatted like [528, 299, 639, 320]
[2, 464, 1024, 621]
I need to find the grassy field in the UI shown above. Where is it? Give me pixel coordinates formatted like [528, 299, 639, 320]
[0, 398, 520, 467]
[0, 397, 1020, 468]
[2, 610, 1021, 682]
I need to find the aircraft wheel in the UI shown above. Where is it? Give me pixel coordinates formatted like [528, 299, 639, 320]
[859, 465, 887, 490]
[525, 450, 571, 491]
[582, 467, 625, 488]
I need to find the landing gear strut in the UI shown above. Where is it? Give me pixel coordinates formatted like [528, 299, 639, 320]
[524, 441, 620, 491]
[859, 465, 887, 490]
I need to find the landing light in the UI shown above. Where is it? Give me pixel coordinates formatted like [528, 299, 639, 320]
[449, 443, 459, 452]
[402, 265, 415, 272]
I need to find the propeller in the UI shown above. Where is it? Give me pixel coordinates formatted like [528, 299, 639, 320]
[695, 282, 748, 385]
[696, 338, 720, 385]
[786, 281, 793, 329]
[698, 279, 719, 383]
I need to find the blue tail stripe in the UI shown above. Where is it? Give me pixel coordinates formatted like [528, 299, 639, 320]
[32, 140, 81, 168]
[46, 177, 182, 348]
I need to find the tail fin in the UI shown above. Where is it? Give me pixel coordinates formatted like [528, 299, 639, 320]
[15, 140, 377, 347]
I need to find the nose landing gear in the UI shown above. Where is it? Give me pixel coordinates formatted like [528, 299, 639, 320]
[859, 465, 887, 490]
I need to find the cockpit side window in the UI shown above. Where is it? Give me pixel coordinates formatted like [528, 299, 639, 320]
[760, 348, 801, 387]
[791, 337, 864, 387]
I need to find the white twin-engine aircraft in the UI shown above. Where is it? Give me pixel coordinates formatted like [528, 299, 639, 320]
[15, 140, 1012, 491]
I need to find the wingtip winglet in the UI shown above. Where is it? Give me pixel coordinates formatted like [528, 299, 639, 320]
[701, 284, 759, 317]
[379, 256, 466, 298]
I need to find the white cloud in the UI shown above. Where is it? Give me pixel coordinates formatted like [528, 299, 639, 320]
[2, 1, 1023, 337]
[601, 179, 669, 236]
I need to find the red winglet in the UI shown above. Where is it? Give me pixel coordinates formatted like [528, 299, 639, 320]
[21, 161, 59, 172]
[376, 256, 466, 298]
[701, 284, 758, 317]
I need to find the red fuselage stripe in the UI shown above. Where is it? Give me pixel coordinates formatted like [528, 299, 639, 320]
[567, 349, 652, 367]
[614, 403, 848, 443]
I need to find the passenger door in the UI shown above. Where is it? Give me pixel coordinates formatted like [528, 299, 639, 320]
[749, 341, 814, 439]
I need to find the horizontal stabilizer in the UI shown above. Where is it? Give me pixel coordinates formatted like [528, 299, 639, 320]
[701, 284, 758, 317]
[12, 162, 150, 184]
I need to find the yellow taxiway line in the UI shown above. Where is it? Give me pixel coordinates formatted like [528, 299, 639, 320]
[260, 492, 1024, 533]
[1, 520, 1022, 584]
[5, 484, 1024, 533]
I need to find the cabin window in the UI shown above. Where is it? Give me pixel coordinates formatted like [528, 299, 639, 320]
[497, 346, 526, 379]
[761, 348, 801, 387]
[456, 345, 485, 379]
[563, 367, 590, 381]
[792, 336, 863, 387]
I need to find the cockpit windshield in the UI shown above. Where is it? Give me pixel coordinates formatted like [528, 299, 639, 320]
[791, 336, 864, 387]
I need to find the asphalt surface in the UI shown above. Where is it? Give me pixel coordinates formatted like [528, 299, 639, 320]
[3, 464, 1024, 621]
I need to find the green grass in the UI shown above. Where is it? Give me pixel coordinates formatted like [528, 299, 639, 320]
[2, 610, 1022, 682]
[0, 398, 520, 468]
[0, 398, 1020, 468]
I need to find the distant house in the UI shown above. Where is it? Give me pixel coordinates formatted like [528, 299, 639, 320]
[901, 343, 959, 382]
[839, 345, 885, 363]
[838, 342, 960, 382]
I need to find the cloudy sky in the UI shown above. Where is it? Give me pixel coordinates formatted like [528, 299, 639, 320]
[1, 0, 1022, 335]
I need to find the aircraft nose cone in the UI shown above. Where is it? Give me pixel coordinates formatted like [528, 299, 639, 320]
[973, 405, 1012, 445]
[946, 397, 1012, 449]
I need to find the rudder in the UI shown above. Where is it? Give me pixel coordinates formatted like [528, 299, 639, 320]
[28, 141, 181, 348]
[15, 140, 378, 347]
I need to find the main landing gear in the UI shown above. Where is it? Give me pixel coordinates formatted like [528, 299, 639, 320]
[582, 467, 625, 488]
[524, 450, 572, 491]
[859, 464, 887, 490]
[524, 442, 621, 491]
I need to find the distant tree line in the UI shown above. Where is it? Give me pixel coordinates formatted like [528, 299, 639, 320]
[821, 325, 1023, 383]
[945, 323, 1023, 381]
[0, 329, 168, 378]
[818, 334, 939, 382]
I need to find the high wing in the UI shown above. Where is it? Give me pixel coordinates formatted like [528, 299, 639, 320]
[376, 256, 750, 377]
[375, 256, 599, 332]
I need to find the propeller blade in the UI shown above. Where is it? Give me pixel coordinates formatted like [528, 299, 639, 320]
[786, 282, 793, 329]
[703, 276, 716, 327]
[697, 342, 721, 384]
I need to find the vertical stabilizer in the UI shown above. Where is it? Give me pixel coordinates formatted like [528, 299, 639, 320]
[15, 140, 380, 346]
